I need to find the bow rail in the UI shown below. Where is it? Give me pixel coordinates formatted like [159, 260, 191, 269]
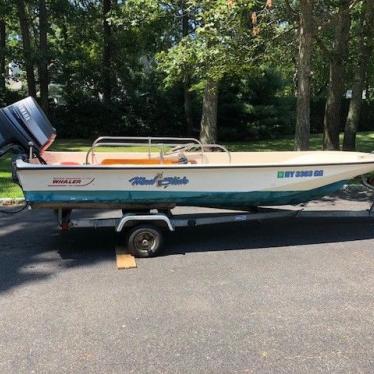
[85, 136, 231, 165]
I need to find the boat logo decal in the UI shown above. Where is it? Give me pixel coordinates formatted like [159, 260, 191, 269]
[48, 177, 95, 187]
[129, 173, 189, 189]
[277, 170, 324, 179]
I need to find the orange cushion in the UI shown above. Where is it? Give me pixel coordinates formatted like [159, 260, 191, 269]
[61, 161, 81, 165]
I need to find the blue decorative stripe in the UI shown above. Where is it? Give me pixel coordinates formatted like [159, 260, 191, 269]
[24, 181, 346, 207]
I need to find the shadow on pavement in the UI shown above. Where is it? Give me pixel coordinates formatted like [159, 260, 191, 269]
[1, 188, 374, 294]
[0, 209, 116, 295]
[163, 218, 374, 256]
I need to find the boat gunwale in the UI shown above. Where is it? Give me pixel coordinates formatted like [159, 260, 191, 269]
[16, 159, 374, 170]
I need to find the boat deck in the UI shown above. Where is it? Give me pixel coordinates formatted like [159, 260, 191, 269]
[38, 150, 374, 167]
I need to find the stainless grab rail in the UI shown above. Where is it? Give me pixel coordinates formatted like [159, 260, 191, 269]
[85, 136, 206, 165]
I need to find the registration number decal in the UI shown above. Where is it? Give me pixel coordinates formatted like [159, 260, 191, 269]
[277, 170, 324, 179]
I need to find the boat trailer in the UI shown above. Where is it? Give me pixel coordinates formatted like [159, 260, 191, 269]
[57, 199, 374, 258]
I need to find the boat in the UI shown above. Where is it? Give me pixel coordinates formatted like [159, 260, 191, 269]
[2, 96, 374, 257]
[1, 97, 374, 211]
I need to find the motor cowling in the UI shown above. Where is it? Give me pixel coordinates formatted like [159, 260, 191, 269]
[0, 97, 56, 159]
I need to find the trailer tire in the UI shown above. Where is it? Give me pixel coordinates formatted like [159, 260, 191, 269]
[127, 224, 163, 258]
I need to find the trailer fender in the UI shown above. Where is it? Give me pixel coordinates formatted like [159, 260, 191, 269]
[116, 214, 174, 233]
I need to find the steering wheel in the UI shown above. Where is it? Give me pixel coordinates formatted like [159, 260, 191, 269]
[164, 144, 193, 156]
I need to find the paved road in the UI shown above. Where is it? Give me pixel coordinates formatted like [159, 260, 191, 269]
[1, 192, 374, 373]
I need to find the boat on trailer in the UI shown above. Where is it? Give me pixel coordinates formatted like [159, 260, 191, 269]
[1, 97, 374, 257]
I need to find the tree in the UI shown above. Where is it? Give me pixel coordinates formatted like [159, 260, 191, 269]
[294, 0, 313, 151]
[49, 0, 104, 101]
[158, 0, 272, 143]
[323, 0, 352, 150]
[200, 78, 218, 143]
[5, 0, 373, 145]
[16, 0, 36, 98]
[102, 0, 113, 104]
[181, 0, 193, 136]
[343, 0, 374, 151]
[0, 16, 5, 100]
[38, 0, 49, 112]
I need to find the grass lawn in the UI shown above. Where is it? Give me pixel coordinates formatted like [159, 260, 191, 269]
[226, 132, 374, 153]
[1, 131, 374, 199]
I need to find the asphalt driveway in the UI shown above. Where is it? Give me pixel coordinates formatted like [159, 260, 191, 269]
[1, 189, 374, 373]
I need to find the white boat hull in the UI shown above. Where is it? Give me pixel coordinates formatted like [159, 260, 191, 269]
[16, 160, 374, 209]
[3, 98, 373, 210]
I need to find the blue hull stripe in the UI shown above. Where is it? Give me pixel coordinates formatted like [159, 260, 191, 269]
[25, 181, 346, 207]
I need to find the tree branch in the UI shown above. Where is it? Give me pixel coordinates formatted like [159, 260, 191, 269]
[315, 0, 361, 31]
[284, 0, 297, 16]
[315, 34, 332, 60]
[349, 0, 362, 10]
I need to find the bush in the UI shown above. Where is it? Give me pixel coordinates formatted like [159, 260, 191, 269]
[217, 73, 296, 141]
[49, 86, 186, 139]
[3, 74, 374, 142]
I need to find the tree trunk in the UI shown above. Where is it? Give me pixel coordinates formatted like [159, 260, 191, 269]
[323, 1, 351, 150]
[343, 0, 374, 151]
[38, 0, 49, 113]
[0, 18, 5, 100]
[102, 0, 112, 105]
[184, 81, 193, 136]
[200, 79, 218, 144]
[181, 0, 193, 136]
[294, 0, 313, 151]
[16, 0, 36, 98]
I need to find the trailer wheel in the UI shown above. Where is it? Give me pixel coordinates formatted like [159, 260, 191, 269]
[127, 224, 163, 258]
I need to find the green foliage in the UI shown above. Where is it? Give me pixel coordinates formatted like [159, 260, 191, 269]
[0, 0, 372, 147]
[157, 0, 271, 85]
[217, 71, 296, 141]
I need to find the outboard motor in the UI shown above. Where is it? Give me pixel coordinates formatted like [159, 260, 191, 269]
[0, 97, 56, 183]
[0, 96, 56, 160]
